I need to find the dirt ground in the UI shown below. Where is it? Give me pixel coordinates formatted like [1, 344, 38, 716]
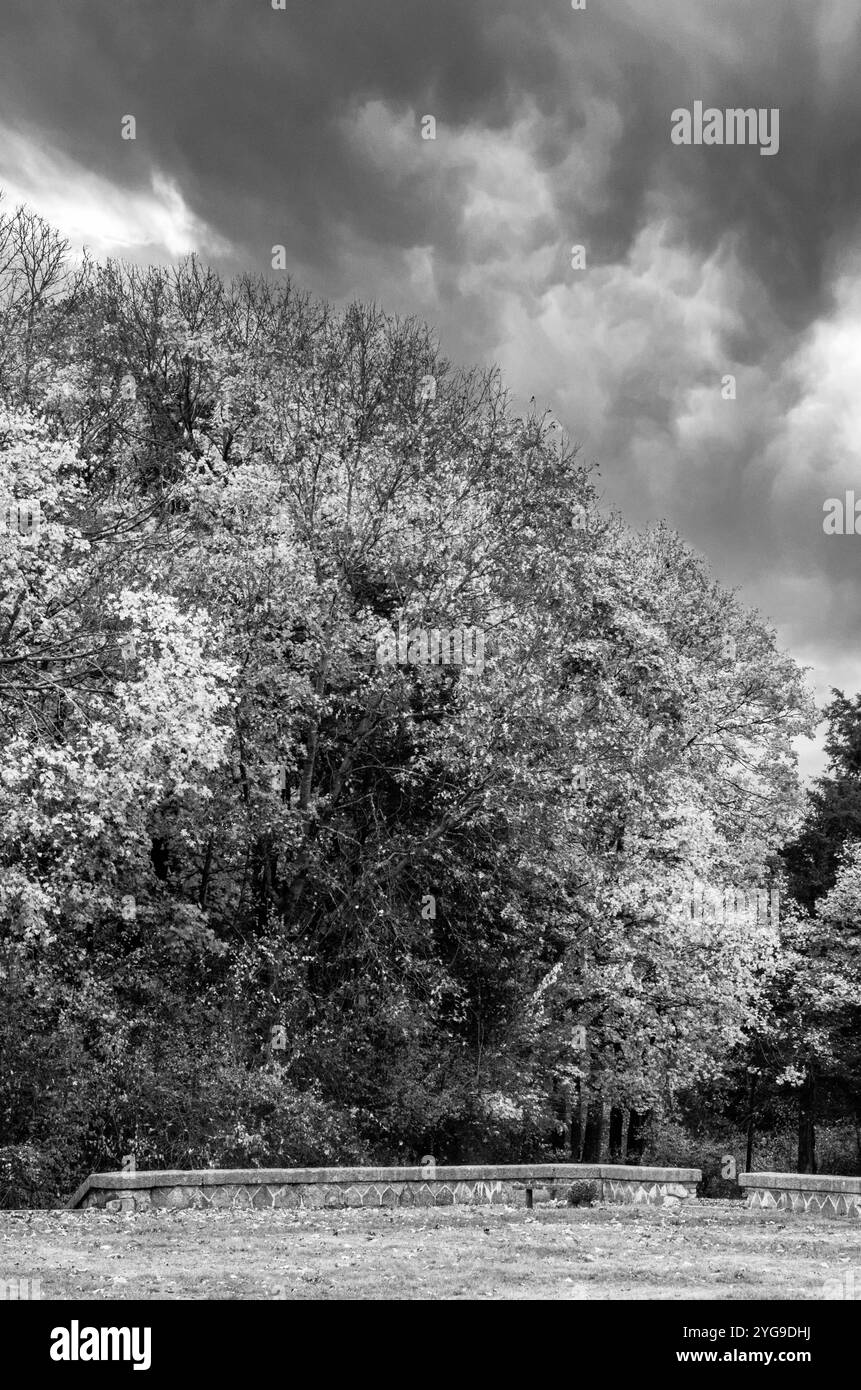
[1, 1199, 859, 1300]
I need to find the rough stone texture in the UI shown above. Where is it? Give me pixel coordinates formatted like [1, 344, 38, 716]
[740, 1172, 861, 1218]
[67, 1163, 702, 1212]
[95, 1189, 153, 1213]
[601, 1177, 699, 1205]
[76, 1176, 685, 1211]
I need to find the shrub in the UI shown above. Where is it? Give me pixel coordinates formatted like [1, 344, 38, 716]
[566, 1180, 599, 1206]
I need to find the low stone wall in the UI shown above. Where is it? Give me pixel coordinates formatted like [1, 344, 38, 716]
[66, 1164, 701, 1212]
[739, 1171, 861, 1217]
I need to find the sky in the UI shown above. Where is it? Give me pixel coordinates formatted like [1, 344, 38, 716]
[1, 0, 859, 781]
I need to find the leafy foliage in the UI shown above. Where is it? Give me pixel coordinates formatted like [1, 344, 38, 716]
[0, 199, 818, 1199]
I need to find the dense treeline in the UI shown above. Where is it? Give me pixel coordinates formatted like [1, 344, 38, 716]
[0, 198, 853, 1205]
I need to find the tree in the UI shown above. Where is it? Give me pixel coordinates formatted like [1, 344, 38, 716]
[778, 693, 861, 1168]
[0, 207, 819, 1192]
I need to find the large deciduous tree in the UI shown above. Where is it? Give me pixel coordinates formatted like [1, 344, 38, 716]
[0, 208, 817, 1195]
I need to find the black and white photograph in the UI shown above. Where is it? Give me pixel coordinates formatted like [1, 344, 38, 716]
[0, 0, 859, 1352]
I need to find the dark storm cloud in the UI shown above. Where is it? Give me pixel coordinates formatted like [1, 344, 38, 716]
[2, 0, 861, 776]
[1, 0, 547, 274]
[2, 0, 859, 309]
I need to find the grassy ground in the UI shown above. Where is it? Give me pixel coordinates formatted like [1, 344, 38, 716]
[2, 1199, 859, 1300]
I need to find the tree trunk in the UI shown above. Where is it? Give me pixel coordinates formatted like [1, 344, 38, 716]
[626, 1108, 651, 1164]
[569, 1079, 583, 1161]
[550, 1080, 569, 1153]
[744, 1073, 757, 1173]
[608, 1106, 625, 1163]
[198, 835, 214, 910]
[150, 835, 169, 881]
[581, 1091, 605, 1163]
[797, 1073, 816, 1173]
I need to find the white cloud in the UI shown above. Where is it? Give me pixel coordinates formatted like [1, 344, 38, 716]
[763, 262, 861, 495]
[0, 125, 232, 262]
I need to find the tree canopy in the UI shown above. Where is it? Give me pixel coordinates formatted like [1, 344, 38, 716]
[0, 200, 819, 1199]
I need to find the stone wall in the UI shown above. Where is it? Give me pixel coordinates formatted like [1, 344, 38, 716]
[66, 1164, 701, 1212]
[739, 1171, 861, 1217]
